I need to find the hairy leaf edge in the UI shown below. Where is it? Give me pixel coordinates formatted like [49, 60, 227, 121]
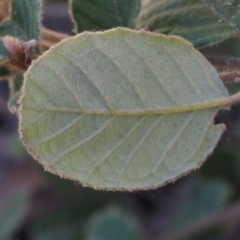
[18, 28, 239, 191]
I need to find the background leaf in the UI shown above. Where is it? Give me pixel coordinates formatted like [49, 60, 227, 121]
[169, 179, 231, 230]
[0, 0, 41, 41]
[136, 0, 240, 47]
[30, 175, 117, 240]
[0, 39, 7, 63]
[0, 66, 16, 79]
[70, 0, 140, 32]
[8, 90, 21, 113]
[20, 28, 229, 191]
[0, 191, 29, 240]
[86, 208, 140, 240]
[31, 210, 85, 240]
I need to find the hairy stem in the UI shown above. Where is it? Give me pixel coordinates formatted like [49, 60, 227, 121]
[41, 28, 70, 48]
[206, 56, 240, 84]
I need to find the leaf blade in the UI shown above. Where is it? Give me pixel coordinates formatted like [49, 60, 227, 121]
[20, 28, 229, 191]
[0, 39, 7, 63]
[136, 0, 240, 47]
[86, 208, 140, 240]
[0, 0, 41, 41]
[70, 0, 140, 32]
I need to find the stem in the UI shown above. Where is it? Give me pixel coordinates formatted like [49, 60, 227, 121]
[155, 200, 240, 240]
[225, 91, 240, 106]
[41, 28, 70, 48]
[206, 56, 240, 84]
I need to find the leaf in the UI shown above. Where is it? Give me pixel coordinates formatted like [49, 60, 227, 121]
[159, 179, 231, 240]
[9, 74, 24, 93]
[19, 28, 235, 191]
[30, 184, 116, 240]
[0, 66, 15, 78]
[170, 179, 231, 230]
[8, 90, 21, 113]
[201, 37, 240, 57]
[136, 0, 240, 47]
[0, 39, 7, 63]
[31, 210, 85, 240]
[86, 208, 140, 240]
[0, 0, 41, 41]
[0, 191, 29, 240]
[5, 133, 28, 159]
[8, 74, 24, 112]
[70, 0, 140, 32]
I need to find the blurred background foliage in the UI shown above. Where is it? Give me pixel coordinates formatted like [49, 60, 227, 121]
[1, 0, 240, 240]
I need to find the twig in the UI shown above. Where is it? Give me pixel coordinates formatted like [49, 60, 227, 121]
[155, 200, 240, 240]
[41, 28, 70, 48]
[207, 56, 240, 84]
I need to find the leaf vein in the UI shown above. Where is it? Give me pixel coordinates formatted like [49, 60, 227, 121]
[88, 0, 120, 20]
[202, 0, 239, 32]
[190, 51, 223, 97]
[29, 79, 59, 107]
[183, 117, 212, 165]
[114, 117, 160, 187]
[160, 46, 205, 100]
[41, 63, 83, 109]
[32, 115, 83, 147]
[151, 111, 195, 174]
[23, 110, 46, 130]
[57, 51, 111, 112]
[49, 117, 114, 167]
[123, 35, 179, 106]
[90, 37, 148, 109]
[112, 0, 123, 25]
[84, 117, 146, 184]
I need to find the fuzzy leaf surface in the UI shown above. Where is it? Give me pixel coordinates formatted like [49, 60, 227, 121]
[136, 0, 240, 47]
[71, 0, 140, 32]
[0, 0, 41, 41]
[20, 28, 229, 191]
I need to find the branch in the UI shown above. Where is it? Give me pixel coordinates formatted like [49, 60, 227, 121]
[155, 200, 240, 240]
[40, 28, 70, 49]
[206, 56, 240, 84]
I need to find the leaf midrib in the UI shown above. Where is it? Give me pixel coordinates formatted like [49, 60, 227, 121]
[22, 96, 228, 115]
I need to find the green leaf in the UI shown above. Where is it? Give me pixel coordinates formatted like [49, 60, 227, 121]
[170, 179, 231, 230]
[0, 0, 41, 41]
[86, 208, 140, 240]
[8, 90, 21, 113]
[31, 210, 84, 240]
[0, 66, 15, 78]
[136, 0, 240, 47]
[0, 39, 7, 63]
[19, 28, 234, 191]
[6, 133, 28, 159]
[70, 0, 140, 32]
[0, 191, 29, 240]
[8, 74, 24, 112]
[201, 37, 240, 57]
[9, 74, 24, 93]
[30, 184, 116, 240]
